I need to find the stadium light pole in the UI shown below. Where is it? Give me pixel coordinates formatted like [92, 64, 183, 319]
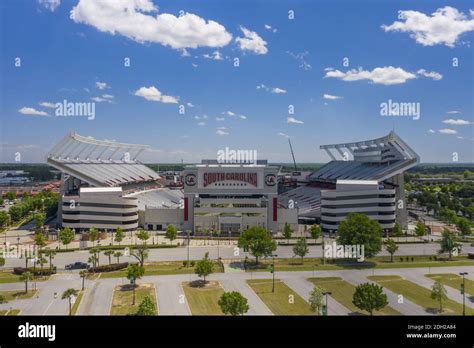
[460, 272, 468, 316]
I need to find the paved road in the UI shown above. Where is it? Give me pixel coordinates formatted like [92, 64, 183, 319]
[220, 278, 273, 315]
[4, 242, 473, 269]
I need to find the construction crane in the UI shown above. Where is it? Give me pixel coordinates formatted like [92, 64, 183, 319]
[288, 138, 297, 172]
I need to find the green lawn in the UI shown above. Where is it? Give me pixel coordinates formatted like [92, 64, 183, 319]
[0, 309, 20, 315]
[0, 271, 50, 284]
[0, 289, 37, 301]
[182, 281, 224, 315]
[368, 275, 473, 315]
[425, 273, 474, 296]
[100, 261, 223, 278]
[307, 277, 400, 315]
[71, 290, 84, 315]
[247, 279, 314, 315]
[110, 283, 158, 315]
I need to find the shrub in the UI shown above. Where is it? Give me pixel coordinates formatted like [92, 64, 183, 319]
[182, 261, 188, 267]
[190, 261, 195, 267]
[468, 253, 474, 260]
[13, 267, 56, 276]
[89, 262, 129, 273]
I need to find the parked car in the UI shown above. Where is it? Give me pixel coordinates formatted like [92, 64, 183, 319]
[65, 262, 90, 270]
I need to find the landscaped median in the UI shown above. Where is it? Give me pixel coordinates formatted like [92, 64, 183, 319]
[0, 289, 37, 301]
[0, 309, 20, 315]
[247, 279, 314, 315]
[110, 283, 158, 315]
[71, 290, 84, 315]
[368, 275, 473, 315]
[307, 277, 400, 315]
[0, 270, 50, 284]
[182, 280, 225, 315]
[426, 273, 474, 296]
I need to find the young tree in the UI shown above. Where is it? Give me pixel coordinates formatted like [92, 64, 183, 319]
[36, 254, 47, 270]
[89, 227, 99, 247]
[34, 213, 46, 230]
[114, 227, 124, 245]
[439, 228, 461, 260]
[195, 252, 214, 284]
[5, 192, 16, 201]
[0, 211, 9, 228]
[392, 222, 403, 237]
[293, 238, 309, 264]
[310, 224, 321, 243]
[430, 280, 448, 313]
[131, 244, 149, 267]
[20, 271, 33, 294]
[62, 288, 79, 316]
[165, 225, 177, 245]
[415, 221, 426, 237]
[114, 251, 123, 264]
[352, 283, 388, 315]
[309, 285, 324, 315]
[238, 227, 277, 264]
[59, 227, 74, 249]
[103, 250, 114, 265]
[136, 229, 149, 245]
[218, 291, 249, 316]
[283, 222, 293, 244]
[34, 232, 47, 249]
[126, 264, 145, 305]
[79, 270, 88, 290]
[456, 217, 471, 236]
[385, 238, 399, 263]
[337, 213, 383, 258]
[136, 296, 156, 316]
[43, 248, 56, 270]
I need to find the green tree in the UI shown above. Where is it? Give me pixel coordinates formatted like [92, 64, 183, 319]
[455, 217, 471, 236]
[238, 227, 277, 264]
[89, 227, 99, 247]
[283, 222, 293, 244]
[79, 270, 88, 290]
[131, 244, 149, 267]
[337, 213, 383, 258]
[293, 238, 309, 264]
[309, 285, 324, 315]
[114, 227, 124, 245]
[195, 252, 214, 283]
[218, 291, 249, 316]
[165, 225, 177, 245]
[430, 280, 448, 313]
[20, 271, 33, 294]
[0, 294, 7, 304]
[8, 205, 23, 222]
[114, 251, 123, 264]
[5, 192, 16, 201]
[0, 211, 10, 228]
[43, 249, 56, 270]
[34, 213, 46, 230]
[352, 283, 388, 316]
[309, 224, 321, 243]
[136, 229, 149, 245]
[34, 232, 46, 249]
[136, 296, 156, 316]
[385, 238, 399, 263]
[415, 221, 426, 237]
[104, 250, 114, 265]
[62, 288, 79, 316]
[126, 264, 145, 305]
[438, 228, 461, 260]
[392, 222, 403, 237]
[59, 227, 74, 249]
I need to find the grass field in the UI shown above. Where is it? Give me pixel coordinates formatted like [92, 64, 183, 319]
[0, 289, 37, 301]
[100, 261, 223, 279]
[71, 290, 84, 315]
[110, 283, 158, 316]
[368, 275, 473, 315]
[0, 271, 50, 284]
[247, 279, 314, 315]
[307, 277, 400, 315]
[426, 273, 474, 296]
[182, 281, 225, 315]
[0, 309, 20, 315]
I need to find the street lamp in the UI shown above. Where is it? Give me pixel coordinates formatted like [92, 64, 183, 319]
[271, 254, 278, 292]
[322, 291, 332, 316]
[459, 272, 468, 316]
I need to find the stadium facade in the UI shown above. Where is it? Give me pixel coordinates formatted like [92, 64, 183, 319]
[48, 130, 418, 235]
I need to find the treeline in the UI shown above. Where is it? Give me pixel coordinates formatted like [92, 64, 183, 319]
[0, 164, 59, 181]
[0, 191, 59, 226]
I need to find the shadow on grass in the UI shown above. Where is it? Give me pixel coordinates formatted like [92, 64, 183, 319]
[335, 261, 377, 269]
[189, 280, 207, 288]
[119, 284, 135, 291]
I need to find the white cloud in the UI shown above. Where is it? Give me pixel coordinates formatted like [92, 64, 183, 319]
[102, 94, 114, 99]
[257, 84, 286, 94]
[428, 129, 435, 133]
[382, 7, 474, 47]
[416, 69, 443, 80]
[194, 115, 208, 120]
[272, 87, 286, 94]
[287, 51, 312, 71]
[96, 81, 107, 90]
[203, 50, 223, 60]
[264, 24, 277, 33]
[235, 26, 268, 55]
[442, 118, 471, 126]
[39, 102, 56, 108]
[239, 115, 247, 120]
[323, 94, 343, 100]
[187, 102, 195, 108]
[324, 66, 417, 85]
[278, 132, 289, 138]
[134, 86, 178, 104]
[447, 110, 461, 114]
[191, 63, 198, 68]
[287, 117, 303, 124]
[225, 111, 235, 116]
[72, 0, 232, 50]
[38, 0, 60, 12]
[18, 107, 48, 116]
[197, 122, 206, 126]
[216, 117, 225, 121]
[216, 126, 229, 135]
[91, 96, 112, 103]
[439, 128, 458, 134]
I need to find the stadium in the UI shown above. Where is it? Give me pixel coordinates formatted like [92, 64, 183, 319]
[47, 131, 419, 235]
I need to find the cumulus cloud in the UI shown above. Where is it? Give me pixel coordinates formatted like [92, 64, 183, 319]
[256, 84, 286, 94]
[39, 102, 56, 108]
[287, 117, 303, 124]
[416, 69, 443, 80]
[442, 118, 471, 125]
[224, 111, 235, 116]
[134, 86, 178, 104]
[19, 107, 49, 116]
[187, 102, 195, 107]
[216, 127, 229, 135]
[92, 94, 114, 103]
[324, 66, 417, 85]
[428, 129, 436, 133]
[71, 0, 232, 50]
[239, 115, 247, 120]
[203, 50, 223, 60]
[38, 0, 60, 12]
[96, 81, 107, 90]
[439, 128, 458, 134]
[382, 6, 474, 47]
[235, 26, 268, 54]
[323, 94, 343, 100]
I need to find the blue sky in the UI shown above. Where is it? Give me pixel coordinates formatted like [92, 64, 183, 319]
[0, 0, 473, 163]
